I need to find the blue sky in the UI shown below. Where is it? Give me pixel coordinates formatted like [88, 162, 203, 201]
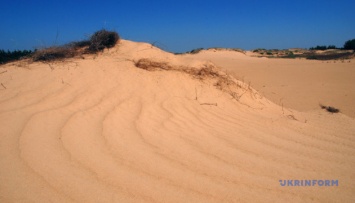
[1, 0, 355, 53]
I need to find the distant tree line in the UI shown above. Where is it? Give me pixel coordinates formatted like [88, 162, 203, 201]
[310, 38, 355, 51]
[0, 49, 33, 64]
[309, 45, 337, 50]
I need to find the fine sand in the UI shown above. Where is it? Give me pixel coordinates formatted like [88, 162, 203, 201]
[0, 40, 354, 202]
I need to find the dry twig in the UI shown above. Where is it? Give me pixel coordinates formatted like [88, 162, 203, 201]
[200, 103, 218, 106]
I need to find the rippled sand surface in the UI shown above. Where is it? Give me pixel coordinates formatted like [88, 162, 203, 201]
[1, 40, 354, 202]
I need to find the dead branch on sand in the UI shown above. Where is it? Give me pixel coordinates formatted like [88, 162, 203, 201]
[200, 103, 218, 106]
[1, 83, 6, 89]
[319, 104, 340, 113]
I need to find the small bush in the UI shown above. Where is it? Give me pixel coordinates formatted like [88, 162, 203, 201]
[87, 29, 120, 52]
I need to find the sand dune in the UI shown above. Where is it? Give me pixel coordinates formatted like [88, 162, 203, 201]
[1, 40, 354, 202]
[185, 49, 355, 118]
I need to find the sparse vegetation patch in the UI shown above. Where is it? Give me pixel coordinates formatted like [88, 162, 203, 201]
[32, 29, 120, 62]
[32, 46, 76, 61]
[188, 48, 205, 54]
[134, 59, 173, 71]
[135, 58, 258, 101]
[177, 47, 246, 55]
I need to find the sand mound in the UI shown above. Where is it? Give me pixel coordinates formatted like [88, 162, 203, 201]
[0, 40, 354, 202]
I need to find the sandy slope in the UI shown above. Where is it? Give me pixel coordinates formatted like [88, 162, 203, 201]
[185, 49, 355, 118]
[0, 40, 354, 202]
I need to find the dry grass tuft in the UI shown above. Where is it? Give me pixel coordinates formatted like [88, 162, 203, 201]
[135, 59, 220, 78]
[134, 58, 256, 101]
[135, 59, 173, 71]
[32, 46, 76, 61]
[185, 64, 220, 79]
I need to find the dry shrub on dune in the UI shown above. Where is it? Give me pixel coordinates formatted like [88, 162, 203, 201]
[32, 46, 76, 61]
[87, 30, 120, 53]
[32, 29, 120, 62]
